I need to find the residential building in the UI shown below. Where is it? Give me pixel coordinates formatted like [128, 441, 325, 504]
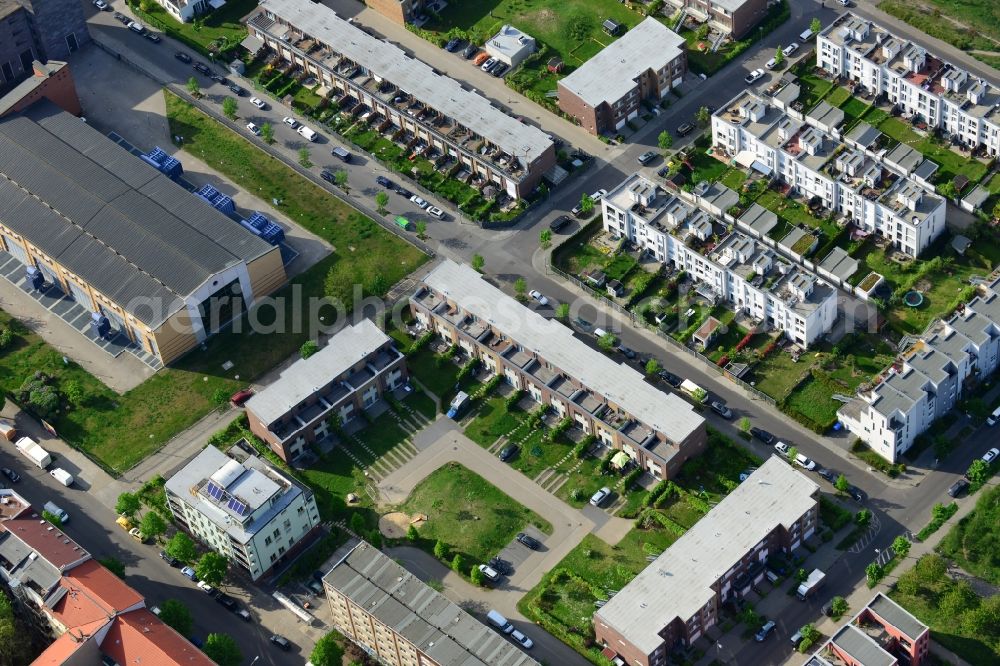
[711, 91, 946, 257]
[0, 0, 89, 94]
[817, 13, 1000, 157]
[602, 173, 838, 346]
[410, 259, 707, 479]
[484, 25, 536, 68]
[808, 593, 930, 666]
[245, 319, 408, 462]
[165, 440, 322, 581]
[0, 102, 287, 366]
[323, 537, 540, 666]
[154, 0, 211, 23]
[0, 60, 80, 118]
[0, 488, 209, 665]
[663, 0, 769, 38]
[248, 0, 556, 200]
[364, 0, 424, 26]
[594, 457, 820, 665]
[558, 18, 686, 136]
[839, 276, 1000, 461]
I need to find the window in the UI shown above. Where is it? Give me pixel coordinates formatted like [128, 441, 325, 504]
[0, 62, 13, 83]
[65, 33, 78, 52]
[265, 536, 272, 546]
[270, 553, 277, 563]
[273, 527, 281, 538]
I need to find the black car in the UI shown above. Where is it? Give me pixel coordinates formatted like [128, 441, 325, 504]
[321, 170, 335, 183]
[516, 532, 541, 550]
[658, 370, 682, 387]
[618, 345, 636, 360]
[488, 557, 513, 576]
[749, 427, 775, 445]
[549, 215, 571, 232]
[145, 33, 161, 43]
[676, 122, 695, 136]
[499, 444, 519, 462]
[463, 43, 478, 59]
[817, 468, 836, 483]
[1, 468, 19, 483]
[174, 51, 191, 63]
[848, 485, 866, 503]
[491, 63, 509, 77]
[395, 186, 413, 198]
[193, 62, 211, 75]
[158, 550, 179, 567]
[376, 175, 394, 188]
[269, 635, 291, 651]
[228, 83, 246, 96]
[210, 74, 228, 85]
[444, 38, 461, 52]
[312, 570, 325, 582]
[114, 11, 129, 23]
[215, 593, 238, 610]
[948, 478, 969, 498]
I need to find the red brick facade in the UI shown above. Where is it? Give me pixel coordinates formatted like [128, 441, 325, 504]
[0, 61, 81, 118]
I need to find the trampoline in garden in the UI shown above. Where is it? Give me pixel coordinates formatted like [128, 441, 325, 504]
[903, 291, 924, 307]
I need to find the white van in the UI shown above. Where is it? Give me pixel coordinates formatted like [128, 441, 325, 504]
[987, 406, 1000, 426]
[50, 468, 74, 487]
[43, 501, 69, 523]
[486, 609, 515, 634]
[680, 379, 709, 403]
[593, 327, 610, 340]
[297, 125, 318, 142]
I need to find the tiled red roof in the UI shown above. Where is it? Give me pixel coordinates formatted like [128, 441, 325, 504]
[101, 609, 215, 666]
[30, 631, 94, 665]
[50, 560, 143, 629]
[1, 515, 89, 570]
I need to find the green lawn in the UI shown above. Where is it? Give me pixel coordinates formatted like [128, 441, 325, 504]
[757, 189, 837, 236]
[126, 0, 253, 56]
[464, 396, 527, 447]
[553, 220, 613, 275]
[555, 455, 608, 507]
[687, 147, 730, 185]
[508, 427, 574, 479]
[825, 87, 851, 107]
[399, 462, 552, 564]
[720, 168, 748, 191]
[938, 484, 1000, 585]
[876, 116, 989, 185]
[840, 97, 871, 126]
[797, 73, 835, 111]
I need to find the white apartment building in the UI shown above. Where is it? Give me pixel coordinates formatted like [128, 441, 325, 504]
[602, 174, 838, 346]
[165, 441, 321, 580]
[817, 13, 1000, 157]
[711, 91, 945, 257]
[839, 277, 1000, 461]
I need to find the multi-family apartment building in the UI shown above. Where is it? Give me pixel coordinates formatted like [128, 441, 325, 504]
[839, 276, 1000, 461]
[0, 0, 89, 94]
[817, 13, 1000, 158]
[411, 259, 707, 479]
[808, 593, 930, 666]
[165, 440, 322, 581]
[712, 91, 946, 257]
[247, 0, 556, 200]
[558, 18, 687, 136]
[323, 538, 540, 666]
[602, 173, 838, 346]
[595, 457, 819, 665]
[245, 319, 407, 462]
[663, 0, 769, 38]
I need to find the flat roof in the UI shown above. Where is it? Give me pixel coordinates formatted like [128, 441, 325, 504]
[866, 592, 926, 639]
[419, 260, 703, 445]
[829, 625, 895, 666]
[256, 0, 552, 166]
[0, 102, 274, 327]
[245, 319, 391, 425]
[559, 18, 684, 108]
[594, 457, 818, 655]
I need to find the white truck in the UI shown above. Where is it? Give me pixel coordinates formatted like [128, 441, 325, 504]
[796, 568, 826, 601]
[15, 436, 51, 469]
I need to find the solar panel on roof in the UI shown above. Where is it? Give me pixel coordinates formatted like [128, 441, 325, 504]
[227, 497, 249, 516]
[206, 481, 225, 501]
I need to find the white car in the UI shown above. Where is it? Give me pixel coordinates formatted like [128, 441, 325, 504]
[839, 0, 850, 5]
[246, 122, 261, 136]
[282, 116, 298, 128]
[782, 42, 800, 57]
[410, 194, 429, 209]
[93, 0, 108, 9]
[426, 206, 445, 219]
[794, 453, 817, 471]
[774, 441, 790, 457]
[744, 68, 765, 84]
[127, 21, 145, 34]
[528, 290, 549, 306]
[249, 97, 267, 110]
[196, 581, 214, 594]
[589, 189, 608, 203]
[589, 487, 611, 507]
[982, 447, 999, 465]
[510, 629, 533, 649]
[480, 57, 498, 72]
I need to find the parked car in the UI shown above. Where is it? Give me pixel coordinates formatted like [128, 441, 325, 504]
[320, 169, 335, 183]
[794, 453, 817, 471]
[269, 635, 291, 651]
[0, 468, 19, 483]
[180, 566, 197, 581]
[410, 194, 429, 208]
[981, 447, 999, 465]
[114, 11, 130, 23]
[948, 478, 970, 498]
[307, 579, 324, 595]
[427, 206, 446, 219]
[838, 0, 850, 6]
[618, 344, 636, 360]
[93, 0, 109, 11]
[376, 175, 394, 188]
[192, 62, 211, 75]
[590, 487, 611, 507]
[488, 557, 513, 575]
[744, 68, 765, 84]
[710, 401, 732, 419]
[755, 620, 776, 642]
[676, 122, 695, 137]
[480, 57, 498, 72]
[395, 186, 414, 198]
[782, 42, 800, 57]
[817, 468, 836, 483]
[750, 427, 775, 445]
[444, 38, 461, 52]
[282, 116, 299, 128]
[529, 290, 549, 306]
[498, 444, 519, 462]
[491, 63, 509, 77]
[473, 52, 490, 66]
[590, 189, 608, 202]
[510, 630, 533, 649]
[129, 527, 147, 543]
[658, 370, 682, 388]
[773, 441, 790, 457]
[478, 564, 501, 583]
[246, 122, 261, 136]
[210, 73, 228, 85]
[250, 97, 267, 110]
[516, 532, 541, 550]
[159, 550, 179, 567]
[463, 43, 479, 59]
[230, 388, 254, 406]
[127, 21, 145, 34]
[637, 150, 657, 165]
[549, 215, 571, 232]
[145, 32, 161, 44]
[848, 485, 866, 503]
[196, 581, 215, 595]
[764, 57, 778, 70]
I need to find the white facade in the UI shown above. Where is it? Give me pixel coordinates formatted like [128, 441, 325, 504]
[484, 25, 536, 68]
[165, 444, 321, 580]
[711, 91, 945, 257]
[156, 0, 209, 23]
[817, 13, 1000, 157]
[602, 174, 837, 347]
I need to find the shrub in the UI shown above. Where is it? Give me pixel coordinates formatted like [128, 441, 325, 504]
[623, 467, 643, 491]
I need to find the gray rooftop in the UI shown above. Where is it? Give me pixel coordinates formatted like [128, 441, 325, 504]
[594, 457, 817, 655]
[806, 100, 844, 129]
[245, 319, 391, 425]
[0, 530, 60, 596]
[738, 203, 778, 237]
[845, 121, 882, 149]
[829, 625, 895, 666]
[962, 184, 990, 209]
[884, 143, 922, 174]
[486, 24, 535, 58]
[257, 0, 552, 166]
[324, 539, 539, 666]
[866, 593, 927, 639]
[818, 247, 859, 281]
[913, 159, 938, 182]
[0, 102, 275, 327]
[419, 260, 704, 446]
[558, 18, 684, 108]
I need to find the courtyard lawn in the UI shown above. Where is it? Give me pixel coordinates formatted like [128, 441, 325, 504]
[301, 447, 372, 520]
[824, 86, 851, 107]
[126, 0, 253, 56]
[554, 455, 608, 507]
[797, 72, 835, 111]
[553, 220, 613, 275]
[464, 396, 527, 447]
[719, 168, 748, 192]
[399, 462, 552, 564]
[757, 189, 838, 237]
[687, 146, 730, 185]
[402, 346, 462, 399]
[508, 427, 574, 480]
[839, 97, 871, 126]
[876, 116, 989, 186]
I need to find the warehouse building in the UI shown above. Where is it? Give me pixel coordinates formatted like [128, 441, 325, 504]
[0, 102, 287, 366]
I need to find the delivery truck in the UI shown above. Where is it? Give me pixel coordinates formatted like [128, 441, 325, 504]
[15, 436, 51, 469]
[796, 568, 826, 600]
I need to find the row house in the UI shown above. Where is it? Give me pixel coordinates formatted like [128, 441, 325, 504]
[839, 276, 1000, 461]
[817, 13, 1000, 157]
[410, 259, 707, 480]
[662, 0, 769, 39]
[595, 457, 819, 666]
[809, 593, 930, 666]
[601, 173, 838, 346]
[711, 91, 945, 257]
[247, 0, 556, 200]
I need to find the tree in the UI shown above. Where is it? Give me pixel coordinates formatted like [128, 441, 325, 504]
[795, 567, 808, 583]
[115, 492, 142, 520]
[738, 416, 751, 434]
[0, 593, 19, 664]
[993, 199, 1000, 221]
[645, 359, 661, 376]
[406, 524, 419, 541]
[598, 332, 617, 351]
[211, 388, 229, 405]
[855, 509, 872, 527]
[42, 510, 62, 528]
[195, 552, 229, 588]
[159, 599, 193, 637]
[310, 631, 345, 666]
[260, 122, 274, 145]
[350, 512, 365, 534]
[470, 564, 485, 586]
[830, 596, 849, 619]
[471, 254, 485, 272]
[514, 277, 527, 301]
[140, 511, 167, 542]
[691, 387, 707, 404]
[300, 340, 319, 359]
[866, 562, 884, 586]
[835, 474, 850, 494]
[433, 539, 448, 560]
[696, 23, 709, 40]
[555, 303, 570, 320]
[375, 191, 389, 214]
[966, 459, 989, 485]
[539, 228, 553, 248]
[658, 130, 673, 152]
[298, 147, 312, 168]
[774, 46, 785, 68]
[695, 106, 711, 127]
[165, 532, 197, 564]
[891, 535, 911, 559]
[63, 379, 85, 407]
[810, 17, 822, 36]
[203, 633, 242, 666]
[186, 77, 200, 96]
[221, 97, 237, 120]
[451, 553, 466, 574]
[99, 557, 126, 579]
[415, 220, 427, 239]
[334, 170, 349, 192]
[787, 446, 799, 463]
[579, 193, 595, 216]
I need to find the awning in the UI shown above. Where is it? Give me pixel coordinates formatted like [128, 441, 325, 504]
[734, 150, 755, 168]
[240, 34, 264, 55]
[208, 0, 225, 7]
[750, 160, 772, 177]
[611, 451, 631, 468]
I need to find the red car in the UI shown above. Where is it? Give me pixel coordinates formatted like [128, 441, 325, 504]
[230, 389, 254, 407]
